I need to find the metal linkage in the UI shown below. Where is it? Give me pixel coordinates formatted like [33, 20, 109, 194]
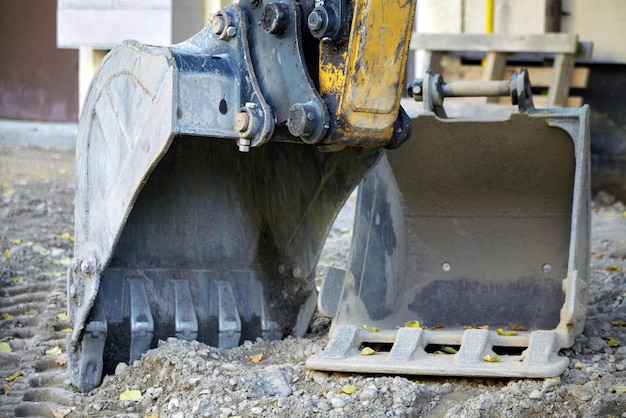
[409, 68, 535, 117]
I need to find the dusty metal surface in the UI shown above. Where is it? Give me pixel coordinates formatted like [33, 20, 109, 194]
[309, 105, 590, 377]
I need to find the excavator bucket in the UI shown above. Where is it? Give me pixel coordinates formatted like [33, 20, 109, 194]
[309, 103, 590, 378]
[66, 0, 590, 391]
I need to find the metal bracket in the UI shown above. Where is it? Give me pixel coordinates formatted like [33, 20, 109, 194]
[409, 68, 536, 116]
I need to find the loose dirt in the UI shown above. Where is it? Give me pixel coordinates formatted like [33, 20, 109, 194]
[1, 144, 625, 417]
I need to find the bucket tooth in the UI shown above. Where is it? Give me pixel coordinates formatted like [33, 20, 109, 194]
[129, 279, 154, 363]
[174, 280, 198, 341]
[73, 302, 107, 392]
[456, 329, 492, 364]
[389, 327, 426, 362]
[218, 281, 242, 349]
[318, 267, 346, 318]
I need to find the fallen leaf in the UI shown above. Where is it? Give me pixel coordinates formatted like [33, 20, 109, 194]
[11, 239, 22, 245]
[338, 385, 357, 394]
[51, 406, 71, 418]
[612, 320, 626, 327]
[119, 388, 142, 401]
[404, 320, 421, 328]
[508, 322, 527, 331]
[483, 354, 501, 363]
[0, 342, 11, 353]
[53, 353, 68, 366]
[24, 308, 38, 315]
[47, 271, 64, 278]
[58, 168, 68, 175]
[10, 276, 24, 283]
[604, 265, 622, 272]
[45, 346, 63, 356]
[59, 327, 72, 333]
[144, 413, 160, 418]
[2, 313, 14, 320]
[6, 371, 22, 382]
[54, 233, 74, 242]
[3, 249, 11, 260]
[590, 252, 603, 259]
[607, 337, 620, 347]
[56, 312, 69, 321]
[476, 325, 490, 330]
[360, 347, 376, 356]
[496, 328, 518, 336]
[431, 322, 444, 330]
[612, 385, 626, 394]
[32, 245, 50, 256]
[442, 346, 458, 354]
[362, 324, 379, 332]
[249, 353, 263, 363]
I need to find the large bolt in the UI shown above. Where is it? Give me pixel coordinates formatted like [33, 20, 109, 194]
[261, 2, 289, 35]
[236, 102, 262, 141]
[235, 110, 250, 133]
[211, 13, 226, 36]
[307, 8, 326, 33]
[308, 5, 338, 41]
[287, 102, 318, 138]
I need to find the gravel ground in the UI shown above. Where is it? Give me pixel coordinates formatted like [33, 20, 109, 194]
[1, 144, 625, 417]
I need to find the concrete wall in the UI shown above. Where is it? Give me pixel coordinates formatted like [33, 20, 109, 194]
[0, 0, 79, 122]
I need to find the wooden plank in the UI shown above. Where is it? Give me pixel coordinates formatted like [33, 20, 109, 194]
[441, 66, 589, 88]
[547, 53, 575, 106]
[411, 33, 579, 55]
[482, 52, 507, 103]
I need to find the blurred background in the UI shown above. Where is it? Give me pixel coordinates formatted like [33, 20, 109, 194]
[0, 0, 625, 198]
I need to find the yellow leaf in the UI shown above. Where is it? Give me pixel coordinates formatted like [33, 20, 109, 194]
[477, 325, 489, 330]
[119, 388, 142, 401]
[6, 371, 22, 382]
[11, 276, 24, 283]
[4, 249, 11, 260]
[56, 312, 69, 321]
[0, 342, 11, 353]
[612, 320, 626, 327]
[2, 313, 14, 320]
[442, 346, 458, 354]
[404, 320, 421, 328]
[32, 245, 50, 256]
[1, 181, 9, 188]
[144, 413, 160, 418]
[496, 328, 504, 335]
[483, 354, 501, 362]
[360, 347, 376, 356]
[11, 239, 22, 245]
[58, 168, 68, 175]
[338, 385, 357, 394]
[431, 322, 444, 330]
[612, 385, 626, 394]
[45, 346, 63, 356]
[249, 353, 263, 363]
[504, 331, 518, 336]
[607, 337, 620, 347]
[60, 327, 73, 333]
[604, 265, 622, 272]
[54, 233, 74, 242]
[362, 324, 379, 332]
[47, 271, 64, 278]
